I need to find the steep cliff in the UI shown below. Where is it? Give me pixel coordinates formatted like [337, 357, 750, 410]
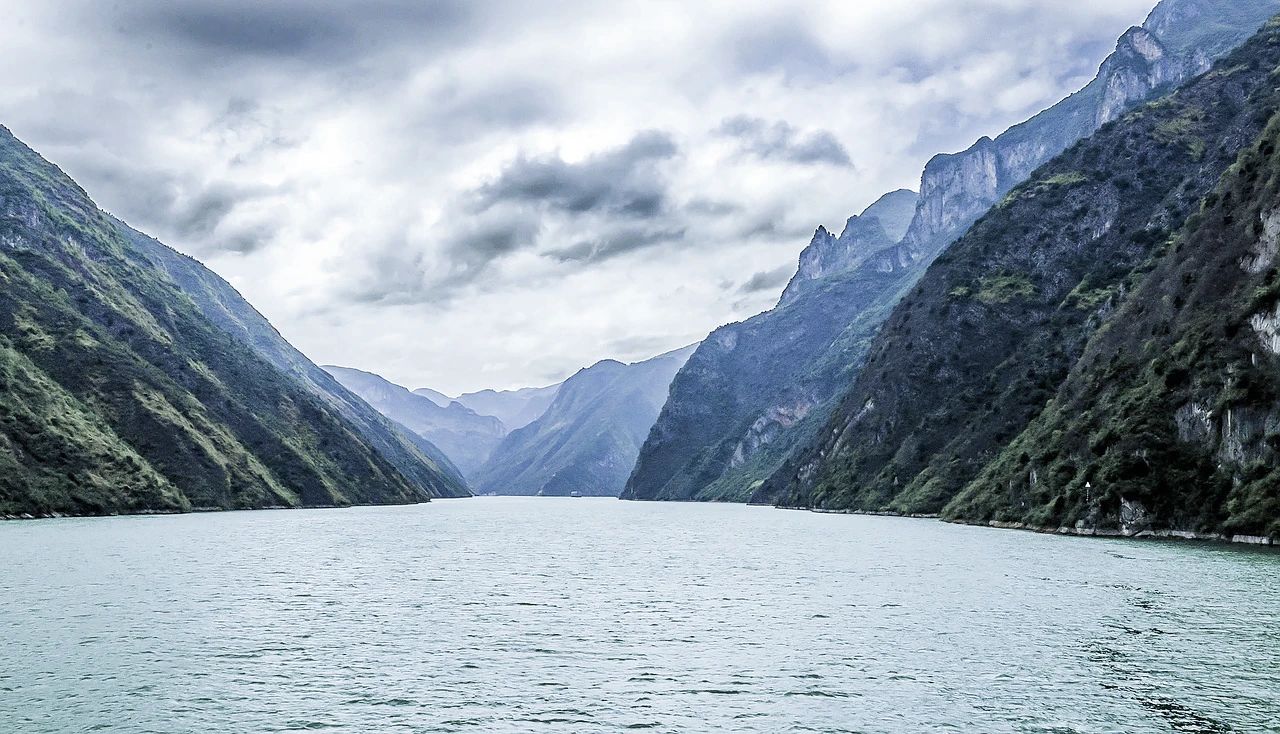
[947, 105, 1280, 541]
[896, 0, 1280, 264]
[623, 0, 1278, 504]
[0, 126, 465, 516]
[779, 189, 916, 304]
[768, 19, 1280, 526]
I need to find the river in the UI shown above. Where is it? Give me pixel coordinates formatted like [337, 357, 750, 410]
[2, 497, 1277, 732]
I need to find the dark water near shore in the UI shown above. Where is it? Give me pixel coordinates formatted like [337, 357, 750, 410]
[2, 497, 1278, 733]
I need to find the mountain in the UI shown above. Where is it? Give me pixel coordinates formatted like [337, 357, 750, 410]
[623, 0, 1280, 505]
[947, 92, 1280, 541]
[118, 223, 470, 498]
[0, 125, 466, 517]
[896, 0, 1280, 265]
[449, 384, 561, 431]
[621, 194, 924, 502]
[474, 345, 696, 496]
[778, 189, 917, 304]
[767, 16, 1280, 541]
[412, 386, 453, 408]
[325, 366, 505, 477]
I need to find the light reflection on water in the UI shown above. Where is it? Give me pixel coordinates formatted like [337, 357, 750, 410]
[1, 497, 1277, 733]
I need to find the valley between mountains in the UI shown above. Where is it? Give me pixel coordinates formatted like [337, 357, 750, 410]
[2, 0, 1278, 546]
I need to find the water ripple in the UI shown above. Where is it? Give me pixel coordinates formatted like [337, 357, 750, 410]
[1, 498, 1278, 733]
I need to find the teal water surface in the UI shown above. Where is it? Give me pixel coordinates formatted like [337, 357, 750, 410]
[1, 497, 1277, 733]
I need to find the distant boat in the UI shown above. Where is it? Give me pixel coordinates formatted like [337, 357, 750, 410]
[570, 491, 582, 498]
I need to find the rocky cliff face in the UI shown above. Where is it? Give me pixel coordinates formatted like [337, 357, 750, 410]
[1096, 28, 1200, 126]
[780, 189, 916, 304]
[895, 0, 1265, 265]
[767, 19, 1280, 538]
[476, 345, 695, 496]
[0, 126, 465, 516]
[944, 102, 1280, 541]
[624, 0, 1280, 505]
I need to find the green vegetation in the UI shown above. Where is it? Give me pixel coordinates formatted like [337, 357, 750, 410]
[1061, 280, 1121, 311]
[974, 274, 1037, 305]
[950, 110, 1280, 539]
[0, 125, 463, 516]
[1154, 108, 1208, 161]
[771, 21, 1280, 540]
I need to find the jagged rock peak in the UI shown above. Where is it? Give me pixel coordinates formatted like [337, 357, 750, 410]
[1096, 27, 1188, 126]
[780, 189, 917, 303]
[890, 0, 1278, 267]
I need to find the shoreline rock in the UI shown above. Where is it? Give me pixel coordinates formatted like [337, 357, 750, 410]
[775, 506, 1275, 547]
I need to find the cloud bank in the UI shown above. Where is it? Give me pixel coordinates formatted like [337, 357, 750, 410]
[0, 0, 1155, 392]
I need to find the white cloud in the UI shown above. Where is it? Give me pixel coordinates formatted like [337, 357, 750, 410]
[0, 0, 1155, 393]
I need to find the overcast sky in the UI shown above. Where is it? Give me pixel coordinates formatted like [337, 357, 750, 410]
[0, 0, 1156, 394]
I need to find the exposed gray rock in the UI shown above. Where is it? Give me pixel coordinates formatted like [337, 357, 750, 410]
[780, 189, 916, 304]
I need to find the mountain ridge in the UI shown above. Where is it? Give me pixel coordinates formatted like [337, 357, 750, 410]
[0, 124, 466, 516]
[622, 0, 1280, 506]
[324, 365, 506, 479]
[766, 14, 1280, 542]
[476, 344, 696, 496]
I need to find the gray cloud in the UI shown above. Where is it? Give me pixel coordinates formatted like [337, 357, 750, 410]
[445, 209, 543, 273]
[548, 226, 686, 264]
[109, 0, 477, 67]
[0, 0, 1158, 392]
[434, 79, 564, 134]
[474, 130, 678, 217]
[348, 208, 544, 306]
[723, 18, 842, 81]
[717, 115, 853, 167]
[61, 148, 278, 255]
[685, 198, 741, 217]
[737, 264, 795, 294]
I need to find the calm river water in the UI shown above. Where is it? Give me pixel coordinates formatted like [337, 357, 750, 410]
[1, 497, 1277, 733]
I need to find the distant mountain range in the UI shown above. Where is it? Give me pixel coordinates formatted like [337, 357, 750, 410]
[324, 366, 506, 478]
[442, 385, 561, 432]
[409, 383, 561, 432]
[0, 125, 467, 517]
[329, 345, 694, 496]
[473, 345, 696, 496]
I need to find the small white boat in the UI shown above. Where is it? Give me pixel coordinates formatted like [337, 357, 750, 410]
[570, 491, 582, 498]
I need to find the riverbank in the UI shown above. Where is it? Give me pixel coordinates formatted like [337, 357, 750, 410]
[0, 498, 446, 522]
[776, 505, 1276, 547]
